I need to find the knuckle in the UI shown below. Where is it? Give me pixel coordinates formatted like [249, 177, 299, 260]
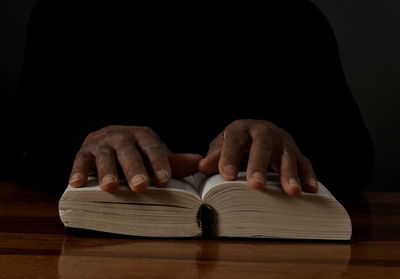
[220, 151, 241, 164]
[252, 137, 271, 149]
[81, 132, 99, 147]
[84, 132, 95, 141]
[231, 119, 246, 126]
[257, 122, 272, 131]
[282, 145, 297, 157]
[140, 126, 152, 132]
[75, 150, 92, 161]
[86, 129, 101, 138]
[251, 123, 275, 137]
[227, 136, 249, 149]
[226, 119, 249, 132]
[248, 131, 266, 143]
[116, 145, 136, 159]
[95, 145, 114, 156]
[138, 126, 155, 136]
[136, 126, 161, 142]
[224, 128, 250, 146]
[100, 125, 120, 131]
[142, 143, 163, 153]
[209, 133, 224, 147]
[105, 131, 130, 145]
[298, 154, 309, 163]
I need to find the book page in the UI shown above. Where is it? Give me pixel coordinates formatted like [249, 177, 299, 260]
[68, 176, 200, 198]
[200, 172, 331, 200]
[181, 172, 209, 195]
[200, 172, 248, 200]
[162, 178, 200, 198]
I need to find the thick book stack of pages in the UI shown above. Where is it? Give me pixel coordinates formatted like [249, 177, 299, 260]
[59, 173, 352, 240]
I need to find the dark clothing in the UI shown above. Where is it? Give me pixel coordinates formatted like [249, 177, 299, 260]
[3, 1, 374, 197]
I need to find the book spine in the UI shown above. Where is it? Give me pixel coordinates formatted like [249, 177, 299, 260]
[196, 203, 215, 239]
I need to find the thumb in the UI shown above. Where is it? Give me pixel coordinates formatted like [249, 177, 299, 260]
[198, 149, 221, 175]
[168, 153, 203, 177]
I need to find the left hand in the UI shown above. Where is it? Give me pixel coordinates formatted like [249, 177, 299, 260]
[198, 119, 318, 195]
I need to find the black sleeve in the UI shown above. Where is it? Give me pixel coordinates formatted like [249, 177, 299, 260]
[266, 2, 374, 197]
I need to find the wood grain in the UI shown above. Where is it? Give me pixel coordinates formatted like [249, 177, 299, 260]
[1, 183, 400, 279]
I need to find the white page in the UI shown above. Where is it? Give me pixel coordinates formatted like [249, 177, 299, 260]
[200, 172, 249, 200]
[67, 176, 200, 198]
[199, 172, 330, 200]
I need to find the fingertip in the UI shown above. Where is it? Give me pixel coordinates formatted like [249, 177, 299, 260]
[285, 185, 301, 195]
[248, 179, 265, 190]
[303, 179, 319, 193]
[132, 184, 147, 192]
[281, 177, 302, 195]
[69, 181, 85, 188]
[246, 171, 266, 189]
[154, 181, 169, 188]
[69, 172, 87, 187]
[100, 182, 119, 192]
[198, 158, 207, 169]
[154, 169, 170, 185]
[190, 153, 204, 161]
[100, 174, 119, 190]
[302, 185, 319, 193]
[154, 171, 171, 188]
[129, 174, 149, 192]
[220, 164, 237, 180]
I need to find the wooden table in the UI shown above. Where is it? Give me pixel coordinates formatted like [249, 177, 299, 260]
[1, 182, 399, 279]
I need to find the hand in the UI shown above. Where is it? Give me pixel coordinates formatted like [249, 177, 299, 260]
[69, 125, 202, 192]
[199, 119, 318, 195]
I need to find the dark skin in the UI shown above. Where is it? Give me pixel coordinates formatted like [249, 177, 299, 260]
[69, 119, 318, 195]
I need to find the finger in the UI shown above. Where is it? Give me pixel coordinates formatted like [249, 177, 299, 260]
[297, 155, 318, 193]
[69, 151, 95, 187]
[95, 145, 119, 192]
[279, 149, 301, 195]
[219, 129, 249, 180]
[115, 145, 149, 192]
[199, 133, 223, 174]
[169, 153, 203, 177]
[246, 135, 272, 190]
[137, 139, 171, 187]
[199, 149, 221, 175]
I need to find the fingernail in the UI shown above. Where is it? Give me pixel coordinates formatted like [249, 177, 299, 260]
[131, 174, 148, 191]
[289, 177, 300, 189]
[69, 173, 83, 184]
[156, 170, 170, 184]
[223, 165, 237, 180]
[309, 178, 319, 191]
[100, 174, 118, 187]
[252, 171, 266, 185]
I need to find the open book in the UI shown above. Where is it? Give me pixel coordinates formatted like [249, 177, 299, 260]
[58, 172, 352, 240]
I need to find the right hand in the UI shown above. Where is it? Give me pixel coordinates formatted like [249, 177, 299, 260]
[68, 125, 202, 192]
